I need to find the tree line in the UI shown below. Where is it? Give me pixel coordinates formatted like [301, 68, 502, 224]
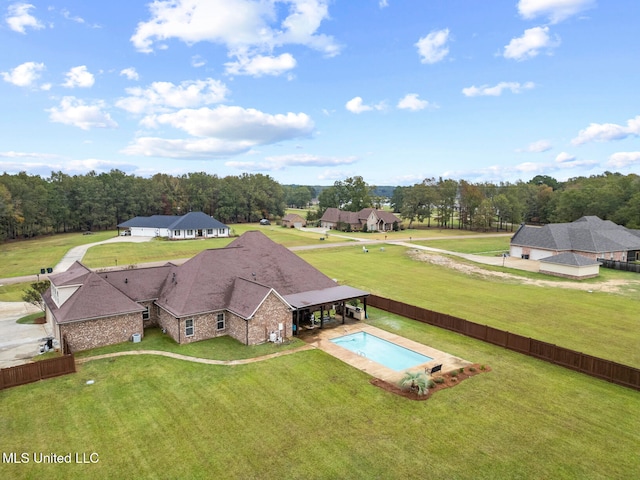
[1, 169, 638, 241]
[389, 172, 640, 231]
[0, 170, 289, 240]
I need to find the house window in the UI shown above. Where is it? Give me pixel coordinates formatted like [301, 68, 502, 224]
[219, 228, 225, 235]
[207, 229, 213, 235]
[142, 306, 150, 320]
[185, 319, 194, 337]
[216, 313, 225, 330]
[187, 229, 193, 236]
[174, 230, 180, 236]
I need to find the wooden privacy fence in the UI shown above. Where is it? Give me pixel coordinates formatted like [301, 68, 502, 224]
[598, 259, 640, 273]
[368, 294, 640, 391]
[0, 354, 76, 390]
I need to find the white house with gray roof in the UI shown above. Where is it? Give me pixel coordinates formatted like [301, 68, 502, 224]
[510, 216, 640, 262]
[118, 211, 229, 239]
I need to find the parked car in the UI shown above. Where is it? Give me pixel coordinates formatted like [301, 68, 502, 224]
[119, 230, 131, 236]
[259, 219, 270, 225]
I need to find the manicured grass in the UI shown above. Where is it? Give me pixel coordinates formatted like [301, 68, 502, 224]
[1, 312, 638, 479]
[16, 312, 45, 324]
[0, 231, 116, 278]
[82, 225, 350, 268]
[296, 245, 640, 367]
[74, 328, 307, 361]
[415, 236, 511, 255]
[0, 283, 29, 302]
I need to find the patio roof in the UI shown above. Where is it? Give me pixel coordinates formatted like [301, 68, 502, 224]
[283, 285, 369, 309]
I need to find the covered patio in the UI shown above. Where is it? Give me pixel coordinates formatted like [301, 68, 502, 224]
[283, 285, 369, 336]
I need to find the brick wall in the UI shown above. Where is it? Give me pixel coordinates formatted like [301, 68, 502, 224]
[246, 292, 292, 345]
[178, 310, 228, 344]
[58, 313, 143, 352]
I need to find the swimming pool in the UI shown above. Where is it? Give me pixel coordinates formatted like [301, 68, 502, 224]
[330, 331, 432, 371]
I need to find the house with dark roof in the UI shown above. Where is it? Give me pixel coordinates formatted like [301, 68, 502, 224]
[510, 216, 640, 262]
[118, 211, 229, 239]
[538, 253, 601, 280]
[320, 207, 400, 232]
[43, 231, 369, 353]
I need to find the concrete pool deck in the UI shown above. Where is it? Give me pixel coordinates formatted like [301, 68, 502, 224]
[300, 321, 471, 384]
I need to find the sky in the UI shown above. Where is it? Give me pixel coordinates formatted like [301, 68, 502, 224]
[1, 0, 639, 186]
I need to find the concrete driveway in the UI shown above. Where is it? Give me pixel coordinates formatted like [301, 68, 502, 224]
[0, 302, 52, 368]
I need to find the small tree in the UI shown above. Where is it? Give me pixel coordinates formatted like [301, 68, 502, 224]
[22, 280, 50, 311]
[399, 371, 429, 396]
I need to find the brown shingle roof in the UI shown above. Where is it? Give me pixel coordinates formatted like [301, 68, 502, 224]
[47, 272, 145, 324]
[49, 261, 91, 287]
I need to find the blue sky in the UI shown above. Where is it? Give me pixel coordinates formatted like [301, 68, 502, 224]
[1, 0, 639, 186]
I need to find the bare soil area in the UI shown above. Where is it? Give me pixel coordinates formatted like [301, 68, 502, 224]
[407, 250, 640, 294]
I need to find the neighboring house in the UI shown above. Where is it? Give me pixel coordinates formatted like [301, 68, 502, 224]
[320, 208, 400, 232]
[510, 216, 640, 262]
[281, 213, 306, 228]
[43, 231, 369, 353]
[118, 211, 229, 239]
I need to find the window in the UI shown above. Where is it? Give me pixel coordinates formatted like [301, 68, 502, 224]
[207, 229, 213, 235]
[187, 229, 193, 236]
[185, 319, 194, 337]
[174, 230, 180, 236]
[216, 313, 225, 330]
[142, 306, 150, 320]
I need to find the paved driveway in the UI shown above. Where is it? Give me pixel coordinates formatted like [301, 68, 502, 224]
[0, 302, 51, 368]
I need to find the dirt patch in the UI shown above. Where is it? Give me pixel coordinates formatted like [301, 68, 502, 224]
[33, 316, 46, 324]
[407, 250, 640, 294]
[370, 363, 491, 401]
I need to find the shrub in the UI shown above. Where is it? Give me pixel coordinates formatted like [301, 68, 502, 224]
[480, 365, 486, 371]
[450, 370, 458, 378]
[459, 367, 464, 374]
[399, 371, 430, 396]
[468, 367, 476, 373]
[433, 377, 445, 384]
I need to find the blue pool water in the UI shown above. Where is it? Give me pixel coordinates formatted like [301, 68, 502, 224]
[330, 331, 432, 371]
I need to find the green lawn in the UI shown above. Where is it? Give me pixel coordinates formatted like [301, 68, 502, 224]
[0, 231, 116, 278]
[414, 236, 511, 255]
[1, 311, 638, 479]
[296, 245, 640, 368]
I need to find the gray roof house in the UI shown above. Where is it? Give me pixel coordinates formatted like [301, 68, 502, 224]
[43, 231, 369, 353]
[320, 207, 400, 232]
[118, 211, 229, 239]
[538, 252, 601, 280]
[510, 216, 640, 263]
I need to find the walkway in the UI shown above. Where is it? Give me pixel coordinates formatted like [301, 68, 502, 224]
[76, 344, 315, 366]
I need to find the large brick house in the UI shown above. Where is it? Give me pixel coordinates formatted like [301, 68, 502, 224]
[118, 211, 230, 239]
[43, 231, 368, 352]
[320, 207, 400, 232]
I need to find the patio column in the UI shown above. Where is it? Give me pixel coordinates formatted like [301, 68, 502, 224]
[363, 297, 368, 319]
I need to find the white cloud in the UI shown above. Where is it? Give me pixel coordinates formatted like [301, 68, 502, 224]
[225, 153, 357, 171]
[61, 8, 85, 24]
[225, 53, 296, 77]
[345, 96, 385, 114]
[523, 139, 552, 152]
[120, 67, 139, 81]
[608, 152, 640, 169]
[397, 93, 431, 111]
[462, 81, 535, 97]
[415, 28, 450, 64]
[130, 0, 339, 74]
[517, 0, 595, 24]
[379, 0, 389, 8]
[504, 26, 560, 61]
[1, 61, 45, 87]
[6, 2, 44, 33]
[0, 151, 60, 160]
[555, 151, 575, 163]
[123, 105, 314, 158]
[191, 55, 206, 68]
[63, 66, 95, 88]
[571, 116, 640, 145]
[116, 79, 229, 114]
[47, 96, 118, 130]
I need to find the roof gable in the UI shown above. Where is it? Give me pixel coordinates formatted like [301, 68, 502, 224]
[49, 261, 91, 287]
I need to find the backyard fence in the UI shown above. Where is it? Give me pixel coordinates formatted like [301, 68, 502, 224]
[0, 354, 76, 390]
[598, 259, 640, 273]
[368, 294, 640, 391]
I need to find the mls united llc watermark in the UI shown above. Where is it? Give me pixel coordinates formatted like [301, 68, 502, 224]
[3, 452, 99, 464]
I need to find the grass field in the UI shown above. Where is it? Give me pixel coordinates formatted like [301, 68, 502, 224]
[0, 231, 116, 278]
[296, 245, 640, 368]
[414, 236, 511, 255]
[1, 310, 638, 479]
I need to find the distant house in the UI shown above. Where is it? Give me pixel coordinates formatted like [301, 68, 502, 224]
[320, 208, 400, 232]
[43, 231, 369, 353]
[510, 216, 640, 262]
[118, 212, 229, 239]
[281, 213, 306, 228]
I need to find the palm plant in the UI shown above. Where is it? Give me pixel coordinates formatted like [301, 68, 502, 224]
[399, 371, 429, 396]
